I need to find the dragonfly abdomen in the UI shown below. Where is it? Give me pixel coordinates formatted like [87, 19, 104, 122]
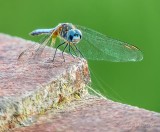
[30, 29, 54, 36]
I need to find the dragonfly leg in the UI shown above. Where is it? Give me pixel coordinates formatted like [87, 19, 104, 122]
[71, 45, 78, 56]
[62, 43, 68, 62]
[73, 44, 84, 58]
[52, 42, 65, 62]
[69, 45, 76, 58]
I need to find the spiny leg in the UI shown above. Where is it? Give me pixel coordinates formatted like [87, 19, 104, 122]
[73, 44, 84, 58]
[70, 46, 77, 56]
[52, 42, 65, 62]
[69, 45, 76, 58]
[62, 43, 68, 62]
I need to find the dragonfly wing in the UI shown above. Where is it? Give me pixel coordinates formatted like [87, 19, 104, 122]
[18, 34, 52, 62]
[76, 25, 143, 62]
[32, 34, 53, 60]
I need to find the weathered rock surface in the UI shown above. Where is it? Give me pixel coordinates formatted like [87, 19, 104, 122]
[0, 34, 160, 132]
[14, 97, 160, 132]
[0, 34, 90, 131]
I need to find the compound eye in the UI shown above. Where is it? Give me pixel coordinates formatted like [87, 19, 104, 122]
[74, 34, 78, 36]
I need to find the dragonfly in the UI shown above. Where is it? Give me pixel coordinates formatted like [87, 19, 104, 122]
[18, 23, 143, 62]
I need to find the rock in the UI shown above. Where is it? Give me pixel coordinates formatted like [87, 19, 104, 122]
[14, 97, 160, 132]
[0, 34, 90, 131]
[0, 33, 160, 132]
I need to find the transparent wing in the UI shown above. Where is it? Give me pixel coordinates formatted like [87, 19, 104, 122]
[32, 34, 53, 60]
[76, 25, 143, 62]
[18, 33, 52, 62]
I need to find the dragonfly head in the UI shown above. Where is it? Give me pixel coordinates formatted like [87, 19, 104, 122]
[67, 29, 82, 44]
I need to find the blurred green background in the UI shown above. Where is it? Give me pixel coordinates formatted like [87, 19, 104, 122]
[0, 0, 160, 112]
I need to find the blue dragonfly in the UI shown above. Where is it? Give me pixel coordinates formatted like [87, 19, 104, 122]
[18, 23, 143, 62]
